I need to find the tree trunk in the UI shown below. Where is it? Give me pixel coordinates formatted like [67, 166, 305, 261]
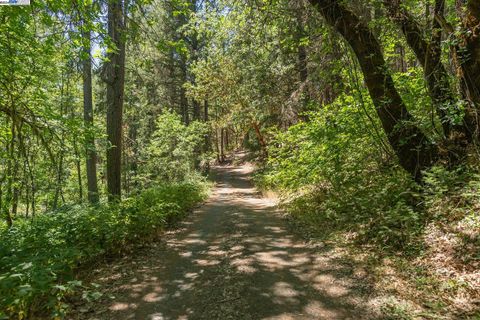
[458, 0, 480, 131]
[434, 0, 480, 139]
[296, 1, 308, 84]
[309, 0, 436, 180]
[215, 127, 220, 163]
[180, 60, 189, 125]
[225, 128, 229, 151]
[294, 2, 308, 124]
[82, 27, 99, 203]
[25, 183, 29, 219]
[203, 100, 211, 153]
[463, 0, 480, 96]
[220, 128, 225, 162]
[53, 152, 64, 210]
[193, 99, 201, 121]
[190, 4, 202, 122]
[17, 130, 34, 218]
[4, 119, 15, 227]
[106, 0, 126, 201]
[383, 0, 468, 140]
[11, 145, 20, 217]
[30, 151, 36, 218]
[128, 118, 139, 188]
[393, 44, 406, 73]
[252, 121, 267, 156]
[74, 137, 83, 202]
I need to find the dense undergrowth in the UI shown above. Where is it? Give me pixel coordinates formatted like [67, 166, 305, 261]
[255, 96, 480, 318]
[0, 181, 209, 319]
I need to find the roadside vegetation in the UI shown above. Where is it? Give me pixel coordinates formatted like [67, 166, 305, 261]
[0, 111, 209, 319]
[0, 182, 208, 319]
[255, 111, 480, 318]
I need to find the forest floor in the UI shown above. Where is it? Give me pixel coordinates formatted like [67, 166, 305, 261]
[70, 154, 381, 320]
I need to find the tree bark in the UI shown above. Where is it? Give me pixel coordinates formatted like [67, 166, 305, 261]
[82, 27, 99, 203]
[106, 0, 126, 201]
[309, 0, 436, 180]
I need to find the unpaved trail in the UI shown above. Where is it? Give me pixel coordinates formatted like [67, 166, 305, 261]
[72, 161, 377, 320]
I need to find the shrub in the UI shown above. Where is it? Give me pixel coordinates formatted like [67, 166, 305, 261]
[0, 181, 208, 319]
[422, 166, 480, 220]
[141, 112, 209, 183]
[257, 96, 423, 249]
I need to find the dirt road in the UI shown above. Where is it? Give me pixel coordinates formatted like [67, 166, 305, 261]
[73, 161, 376, 319]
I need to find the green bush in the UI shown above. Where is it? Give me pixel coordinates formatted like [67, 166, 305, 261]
[258, 93, 480, 251]
[141, 112, 209, 183]
[257, 95, 423, 249]
[0, 182, 208, 319]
